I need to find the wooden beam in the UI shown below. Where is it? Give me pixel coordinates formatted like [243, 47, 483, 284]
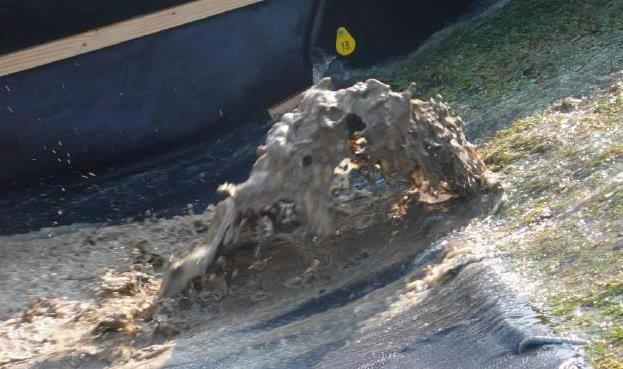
[0, 0, 263, 78]
[268, 89, 307, 121]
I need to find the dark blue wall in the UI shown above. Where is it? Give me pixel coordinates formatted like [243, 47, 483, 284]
[0, 0, 481, 190]
[0, 0, 315, 188]
[0, 0, 487, 233]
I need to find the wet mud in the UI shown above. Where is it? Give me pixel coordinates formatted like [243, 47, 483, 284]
[0, 80, 587, 369]
[0, 175, 585, 368]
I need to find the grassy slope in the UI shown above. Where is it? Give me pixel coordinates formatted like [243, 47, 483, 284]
[361, 0, 623, 367]
[356, 0, 623, 140]
[482, 88, 623, 368]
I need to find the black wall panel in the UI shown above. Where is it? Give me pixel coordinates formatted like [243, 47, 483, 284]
[315, 0, 478, 67]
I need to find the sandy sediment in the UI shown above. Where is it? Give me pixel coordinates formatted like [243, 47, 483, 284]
[0, 79, 496, 368]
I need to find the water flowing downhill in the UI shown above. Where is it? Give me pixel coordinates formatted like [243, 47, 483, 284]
[3, 0, 612, 368]
[1, 80, 587, 369]
[146, 192, 584, 369]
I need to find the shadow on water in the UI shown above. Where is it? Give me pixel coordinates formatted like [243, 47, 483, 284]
[242, 190, 502, 333]
[241, 212, 450, 333]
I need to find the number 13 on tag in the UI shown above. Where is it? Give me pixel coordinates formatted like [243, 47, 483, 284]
[336, 27, 356, 57]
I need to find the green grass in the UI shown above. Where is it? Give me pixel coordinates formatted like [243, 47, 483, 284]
[360, 0, 623, 365]
[359, 1, 623, 364]
[354, 0, 623, 140]
[479, 92, 623, 365]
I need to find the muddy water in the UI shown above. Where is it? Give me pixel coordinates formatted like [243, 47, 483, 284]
[1, 85, 585, 368]
[1, 166, 584, 369]
[128, 192, 581, 369]
[1, 127, 585, 368]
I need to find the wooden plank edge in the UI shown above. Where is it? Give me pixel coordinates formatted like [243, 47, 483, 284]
[267, 88, 309, 121]
[0, 0, 263, 78]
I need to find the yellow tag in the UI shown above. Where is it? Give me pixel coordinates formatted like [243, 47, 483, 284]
[336, 27, 356, 57]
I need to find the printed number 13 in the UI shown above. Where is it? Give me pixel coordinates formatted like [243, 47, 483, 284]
[336, 27, 356, 56]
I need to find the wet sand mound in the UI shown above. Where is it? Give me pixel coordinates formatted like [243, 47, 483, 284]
[0, 80, 587, 369]
[160, 78, 495, 297]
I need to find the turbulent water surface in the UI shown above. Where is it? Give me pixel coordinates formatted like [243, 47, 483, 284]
[0, 3, 591, 364]
[0, 137, 585, 368]
[142, 193, 583, 369]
